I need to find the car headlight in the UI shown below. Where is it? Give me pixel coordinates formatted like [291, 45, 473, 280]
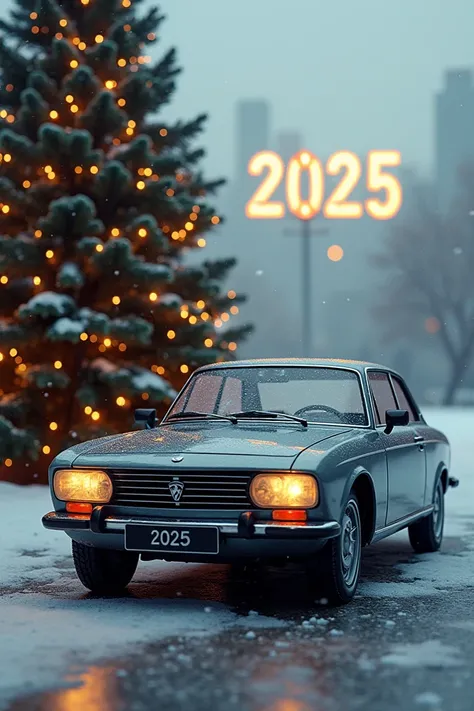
[53, 469, 113, 503]
[250, 473, 318, 508]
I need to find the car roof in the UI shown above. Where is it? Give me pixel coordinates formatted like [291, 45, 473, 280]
[196, 358, 401, 377]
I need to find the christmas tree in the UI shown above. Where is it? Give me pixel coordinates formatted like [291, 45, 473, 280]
[0, 0, 252, 484]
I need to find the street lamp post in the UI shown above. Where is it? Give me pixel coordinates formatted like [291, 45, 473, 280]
[285, 217, 329, 357]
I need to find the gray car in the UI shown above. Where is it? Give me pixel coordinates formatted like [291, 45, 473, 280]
[43, 359, 458, 604]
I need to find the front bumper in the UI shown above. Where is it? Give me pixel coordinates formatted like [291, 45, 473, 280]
[42, 508, 340, 540]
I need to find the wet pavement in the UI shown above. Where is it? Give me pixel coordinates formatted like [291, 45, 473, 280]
[6, 534, 474, 711]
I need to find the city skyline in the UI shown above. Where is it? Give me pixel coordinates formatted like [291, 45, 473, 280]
[161, 0, 474, 181]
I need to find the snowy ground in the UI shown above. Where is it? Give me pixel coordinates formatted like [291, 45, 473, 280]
[1, 407, 473, 710]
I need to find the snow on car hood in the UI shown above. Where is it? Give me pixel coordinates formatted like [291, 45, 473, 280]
[71, 421, 351, 462]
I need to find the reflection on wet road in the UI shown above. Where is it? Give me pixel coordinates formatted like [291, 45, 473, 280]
[7, 534, 474, 711]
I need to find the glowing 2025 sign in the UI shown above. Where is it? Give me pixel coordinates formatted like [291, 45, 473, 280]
[245, 150, 402, 221]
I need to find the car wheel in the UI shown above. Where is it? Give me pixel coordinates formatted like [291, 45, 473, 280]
[306, 492, 362, 605]
[72, 541, 139, 594]
[408, 477, 445, 553]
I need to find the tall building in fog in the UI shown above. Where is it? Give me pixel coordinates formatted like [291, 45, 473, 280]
[435, 69, 474, 211]
[235, 100, 271, 184]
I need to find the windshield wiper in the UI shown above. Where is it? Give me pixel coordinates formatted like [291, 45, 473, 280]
[229, 410, 308, 427]
[166, 411, 238, 424]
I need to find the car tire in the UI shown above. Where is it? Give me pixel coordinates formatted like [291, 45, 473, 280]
[408, 477, 445, 553]
[306, 492, 362, 605]
[72, 541, 139, 594]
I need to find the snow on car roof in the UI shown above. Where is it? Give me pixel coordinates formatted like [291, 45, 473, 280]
[197, 358, 390, 374]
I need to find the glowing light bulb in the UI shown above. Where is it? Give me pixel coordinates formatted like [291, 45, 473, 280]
[197, 238, 206, 248]
[91, 411, 100, 421]
[95, 244, 103, 252]
[204, 338, 213, 348]
[211, 216, 220, 224]
[167, 330, 176, 339]
[149, 292, 158, 302]
[49, 110, 58, 119]
[112, 295, 120, 305]
[33, 276, 41, 285]
[59, 18, 68, 27]
[95, 34, 104, 43]
[42, 445, 51, 454]
[70, 60, 79, 69]
[138, 228, 147, 237]
[54, 360, 62, 369]
[180, 364, 189, 374]
[84, 406, 92, 415]
[103, 338, 111, 347]
[46, 250, 54, 259]
[90, 165, 99, 174]
[80, 332, 88, 341]
[136, 181, 145, 190]
[49, 421, 58, 431]
[116, 396, 126, 406]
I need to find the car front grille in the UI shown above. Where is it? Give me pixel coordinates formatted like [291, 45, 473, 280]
[109, 470, 253, 509]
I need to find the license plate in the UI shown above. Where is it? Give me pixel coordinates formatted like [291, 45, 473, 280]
[124, 523, 219, 554]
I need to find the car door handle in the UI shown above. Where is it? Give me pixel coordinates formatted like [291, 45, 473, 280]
[413, 435, 424, 442]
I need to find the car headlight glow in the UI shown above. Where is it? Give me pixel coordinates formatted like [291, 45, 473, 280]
[250, 473, 318, 508]
[53, 469, 113, 503]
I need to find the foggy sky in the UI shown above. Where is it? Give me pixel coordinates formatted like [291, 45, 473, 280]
[2, 0, 472, 178]
[162, 0, 474, 180]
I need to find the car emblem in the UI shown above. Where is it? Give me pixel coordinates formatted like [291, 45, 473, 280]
[171, 455, 183, 463]
[169, 480, 185, 502]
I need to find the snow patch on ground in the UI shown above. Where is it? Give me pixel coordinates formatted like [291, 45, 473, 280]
[0, 483, 71, 588]
[381, 640, 463, 669]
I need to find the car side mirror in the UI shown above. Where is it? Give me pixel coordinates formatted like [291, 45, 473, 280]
[384, 409, 409, 435]
[134, 408, 159, 429]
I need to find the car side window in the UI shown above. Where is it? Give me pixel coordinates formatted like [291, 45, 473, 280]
[391, 377, 418, 421]
[368, 372, 397, 425]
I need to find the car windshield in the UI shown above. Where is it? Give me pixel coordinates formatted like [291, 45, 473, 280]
[166, 367, 368, 426]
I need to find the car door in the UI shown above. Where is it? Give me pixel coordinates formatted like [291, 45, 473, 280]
[390, 374, 428, 506]
[368, 371, 426, 524]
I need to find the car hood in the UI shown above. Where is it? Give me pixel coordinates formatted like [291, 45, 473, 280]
[71, 421, 351, 466]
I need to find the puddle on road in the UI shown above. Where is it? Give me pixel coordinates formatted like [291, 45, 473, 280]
[7, 614, 468, 711]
